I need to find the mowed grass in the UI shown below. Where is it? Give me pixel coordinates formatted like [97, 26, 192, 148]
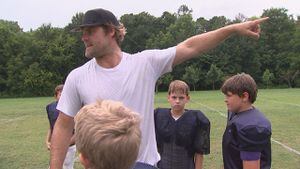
[0, 88, 299, 169]
[155, 88, 300, 169]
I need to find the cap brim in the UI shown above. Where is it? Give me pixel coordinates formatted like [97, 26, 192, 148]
[70, 23, 102, 32]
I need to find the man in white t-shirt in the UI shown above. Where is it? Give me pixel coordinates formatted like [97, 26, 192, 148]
[50, 8, 268, 169]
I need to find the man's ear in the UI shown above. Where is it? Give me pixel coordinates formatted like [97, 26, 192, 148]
[108, 26, 116, 37]
[79, 153, 91, 169]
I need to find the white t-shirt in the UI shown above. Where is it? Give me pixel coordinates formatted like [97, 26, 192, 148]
[57, 47, 176, 165]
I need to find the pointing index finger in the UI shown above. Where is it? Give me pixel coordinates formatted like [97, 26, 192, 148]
[254, 17, 269, 24]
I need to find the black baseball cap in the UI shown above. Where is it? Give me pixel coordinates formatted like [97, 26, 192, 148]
[72, 8, 120, 32]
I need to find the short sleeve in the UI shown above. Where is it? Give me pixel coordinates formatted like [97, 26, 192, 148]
[46, 104, 49, 114]
[193, 111, 210, 154]
[46, 104, 50, 121]
[145, 47, 176, 79]
[237, 125, 271, 152]
[57, 70, 82, 117]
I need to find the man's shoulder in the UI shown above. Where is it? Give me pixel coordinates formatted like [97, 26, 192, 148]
[125, 50, 154, 60]
[129, 47, 176, 57]
[75, 59, 94, 71]
[67, 59, 95, 78]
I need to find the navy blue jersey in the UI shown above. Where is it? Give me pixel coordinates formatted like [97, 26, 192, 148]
[222, 107, 272, 169]
[46, 101, 59, 132]
[154, 108, 210, 169]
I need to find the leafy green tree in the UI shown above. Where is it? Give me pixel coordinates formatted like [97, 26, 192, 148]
[147, 5, 196, 49]
[262, 69, 274, 88]
[289, 16, 300, 87]
[158, 11, 177, 31]
[156, 73, 173, 92]
[177, 4, 193, 16]
[206, 16, 228, 31]
[278, 53, 300, 88]
[196, 17, 209, 33]
[5, 32, 41, 96]
[65, 12, 89, 69]
[145, 12, 177, 49]
[182, 65, 201, 91]
[260, 8, 296, 84]
[0, 20, 23, 94]
[64, 12, 84, 31]
[23, 62, 54, 96]
[1, 6, 299, 96]
[121, 12, 160, 53]
[206, 64, 224, 90]
[9, 23, 83, 96]
[160, 14, 198, 80]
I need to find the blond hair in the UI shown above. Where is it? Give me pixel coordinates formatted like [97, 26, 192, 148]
[74, 100, 141, 169]
[102, 22, 126, 46]
[168, 80, 190, 96]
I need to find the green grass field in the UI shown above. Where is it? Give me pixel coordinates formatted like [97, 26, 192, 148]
[0, 89, 299, 169]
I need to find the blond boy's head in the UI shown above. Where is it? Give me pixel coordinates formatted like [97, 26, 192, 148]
[168, 80, 190, 96]
[74, 100, 141, 169]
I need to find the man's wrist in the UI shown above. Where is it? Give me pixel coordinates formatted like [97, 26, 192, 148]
[224, 24, 237, 35]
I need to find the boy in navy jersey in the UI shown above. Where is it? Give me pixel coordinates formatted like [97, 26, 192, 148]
[154, 80, 210, 169]
[221, 73, 272, 169]
[45, 84, 76, 169]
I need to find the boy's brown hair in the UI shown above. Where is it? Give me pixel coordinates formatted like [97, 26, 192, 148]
[221, 73, 257, 103]
[168, 80, 190, 96]
[54, 84, 64, 97]
[74, 100, 141, 169]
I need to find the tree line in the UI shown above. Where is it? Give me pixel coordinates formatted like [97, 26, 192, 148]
[0, 5, 299, 97]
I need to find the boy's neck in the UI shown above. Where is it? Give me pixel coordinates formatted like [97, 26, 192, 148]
[171, 109, 185, 118]
[237, 104, 253, 113]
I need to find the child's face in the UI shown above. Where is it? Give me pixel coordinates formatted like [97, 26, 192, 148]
[55, 91, 62, 101]
[224, 91, 244, 113]
[168, 92, 190, 112]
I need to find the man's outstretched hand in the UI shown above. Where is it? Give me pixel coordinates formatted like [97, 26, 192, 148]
[233, 17, 269, 39]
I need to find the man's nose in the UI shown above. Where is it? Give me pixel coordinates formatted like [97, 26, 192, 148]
[81, 32, 88, 41]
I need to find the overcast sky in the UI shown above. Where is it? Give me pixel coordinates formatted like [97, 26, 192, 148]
[1, 0, 299, 31]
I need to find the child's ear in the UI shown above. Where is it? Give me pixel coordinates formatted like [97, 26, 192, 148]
[242, 92, 250, 102]
[79, 153, 91, 169]
[167, 94, 171, 101]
